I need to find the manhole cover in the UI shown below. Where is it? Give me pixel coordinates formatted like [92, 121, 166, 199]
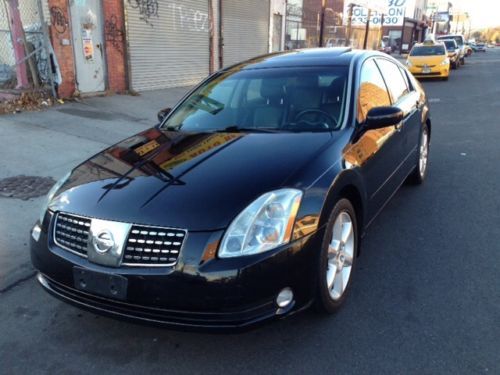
[0, 175, 56, 200]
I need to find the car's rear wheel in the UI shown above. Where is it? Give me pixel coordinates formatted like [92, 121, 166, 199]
[408, 124, 429, 185]
[315, 199, 358, 313]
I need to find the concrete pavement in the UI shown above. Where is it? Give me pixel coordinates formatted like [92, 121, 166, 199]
[0, 86, 191, 289]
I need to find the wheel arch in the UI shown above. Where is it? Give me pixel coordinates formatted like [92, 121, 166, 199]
[318, 171, 368, 255]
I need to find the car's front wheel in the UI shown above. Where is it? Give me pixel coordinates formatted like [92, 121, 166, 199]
[409, 124, 430, 185]
[316, 198, 358, 313]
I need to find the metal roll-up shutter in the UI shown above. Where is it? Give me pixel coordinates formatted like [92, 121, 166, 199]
[223, 0, 270, 67]
[125, 0, 210, 91]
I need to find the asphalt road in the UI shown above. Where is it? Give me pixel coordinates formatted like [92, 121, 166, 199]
[1, 50, 499, 374]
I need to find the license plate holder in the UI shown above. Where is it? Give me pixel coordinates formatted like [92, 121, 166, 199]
[73, 267, 128, 300]
[422, 67, 431, 73]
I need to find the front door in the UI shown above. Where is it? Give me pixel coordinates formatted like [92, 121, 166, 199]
[344, 58, 402, 220]
[70, 0, 105, 93]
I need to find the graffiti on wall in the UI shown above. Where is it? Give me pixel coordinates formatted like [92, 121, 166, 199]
[167, 3, 209, 32]
[50, 6, 68, 34]
[127, 1, 210, 32]
[128, 0, 159, 27]
[105, 15, 125, 53]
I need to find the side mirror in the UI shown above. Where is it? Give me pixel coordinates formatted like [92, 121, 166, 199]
[157, 107, 171, 123]
[365, 106, 403, 129]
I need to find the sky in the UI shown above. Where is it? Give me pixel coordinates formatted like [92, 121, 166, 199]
[445, 0, 500, 29]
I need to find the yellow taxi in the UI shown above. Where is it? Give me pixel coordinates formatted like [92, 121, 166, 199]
[406, 40, 450, 80]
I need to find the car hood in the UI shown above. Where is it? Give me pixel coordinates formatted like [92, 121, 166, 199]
[52, 128, 333, 231]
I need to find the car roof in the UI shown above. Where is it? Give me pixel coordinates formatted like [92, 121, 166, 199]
[413, 41, 445, 48]
[437, 34, 464, 39]
[223, 48, 376, 71]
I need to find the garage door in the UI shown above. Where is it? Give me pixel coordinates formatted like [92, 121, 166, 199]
[126, 0, 210, 91]
[223, 0, 270, 67]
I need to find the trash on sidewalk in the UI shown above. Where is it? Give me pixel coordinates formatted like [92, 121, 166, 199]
[0, 90, 55, 115]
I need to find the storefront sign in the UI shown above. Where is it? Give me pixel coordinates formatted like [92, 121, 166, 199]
[343, 0, 415, 27]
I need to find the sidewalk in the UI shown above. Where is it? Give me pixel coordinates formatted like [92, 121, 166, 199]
[0, 86, 191, 290]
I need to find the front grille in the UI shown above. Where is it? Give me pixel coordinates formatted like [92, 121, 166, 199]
[416, 64, 437, 68]
[122, 225, 187, 266]
[53, 213, 90, 257]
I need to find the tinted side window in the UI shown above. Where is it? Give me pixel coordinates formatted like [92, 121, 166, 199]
[357, 59, 391, 123]
[376, 59, 409, 103]
[398, 67, 412, 91]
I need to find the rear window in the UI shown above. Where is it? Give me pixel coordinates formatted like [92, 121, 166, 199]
[444, 41, 456, 50]
[410, 46, 446, 56]
[438, 36, 463, 46]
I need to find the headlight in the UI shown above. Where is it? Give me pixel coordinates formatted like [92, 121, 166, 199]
[406, 60, 412, 67]
[39, 172, 71, 223]
[219, 189, 302, 258]
[440, 59, 449, 66]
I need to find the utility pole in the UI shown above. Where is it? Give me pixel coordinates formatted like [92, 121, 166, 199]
[6, 0, 29, 89]
[363, 9, 371, 49]
[345, 3, 354, 47]
[319, 0, 326, 47]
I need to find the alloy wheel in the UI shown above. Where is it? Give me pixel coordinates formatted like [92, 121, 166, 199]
[419, 128, 429, 177]
[326, 211, 355, 300]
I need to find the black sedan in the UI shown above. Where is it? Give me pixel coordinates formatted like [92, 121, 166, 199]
[31, 48, 431, 330]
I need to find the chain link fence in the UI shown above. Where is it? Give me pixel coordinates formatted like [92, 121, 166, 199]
[0, 0, 55, 94]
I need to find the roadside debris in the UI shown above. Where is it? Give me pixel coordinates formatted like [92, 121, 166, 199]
[0, 91, 56, 115]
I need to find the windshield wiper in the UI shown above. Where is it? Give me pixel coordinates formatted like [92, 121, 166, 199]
[213, 126, 282, 133]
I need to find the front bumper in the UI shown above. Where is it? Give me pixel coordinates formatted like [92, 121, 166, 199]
[409, 65, 449, 78]
[31, 215, 323, 331]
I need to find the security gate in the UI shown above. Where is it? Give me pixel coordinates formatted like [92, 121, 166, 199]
[125, 0, 210, 91]
[222, 0, 270, 67]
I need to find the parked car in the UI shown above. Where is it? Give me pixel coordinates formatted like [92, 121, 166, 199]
[464, 43, 473, 56]
[406, 40, 450, 80]
[31, 48, 431, 331]
[442, 39, 461, 69]
[437, 34, 466, 64]
[472, 43, 487, 52]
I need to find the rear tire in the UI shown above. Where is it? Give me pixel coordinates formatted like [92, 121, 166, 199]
[408, 124, 430, 185]
[315, 199, 358, 314]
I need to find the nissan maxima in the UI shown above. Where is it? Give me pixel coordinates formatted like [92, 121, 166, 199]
[31, 48, 431, 330]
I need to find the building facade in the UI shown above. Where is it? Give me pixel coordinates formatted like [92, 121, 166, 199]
[283, 0, 429, 53]
[45, 0, 286, 97]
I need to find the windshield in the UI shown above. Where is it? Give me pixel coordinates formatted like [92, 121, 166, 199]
[410, 46, 446, 56]
[161, 66, 349, 133]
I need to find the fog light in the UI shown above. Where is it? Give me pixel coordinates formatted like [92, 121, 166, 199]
[276, 287, 294, 308]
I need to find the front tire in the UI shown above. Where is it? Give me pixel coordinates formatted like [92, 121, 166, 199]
[315, 199, 358, 314]
[408, 124, 430, 185]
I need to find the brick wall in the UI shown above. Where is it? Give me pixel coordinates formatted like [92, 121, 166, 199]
[47, 0, 76, 98]
[102, 0, 127, 92]
[47, 0, 128, 97]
